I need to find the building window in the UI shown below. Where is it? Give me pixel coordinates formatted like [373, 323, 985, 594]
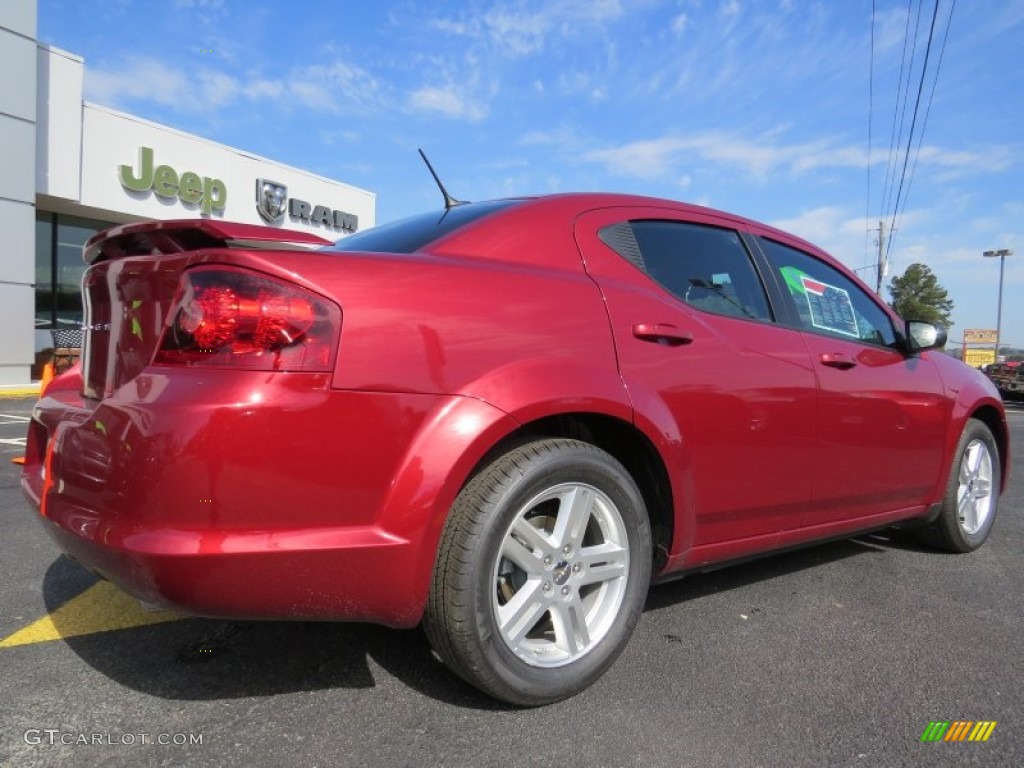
[35, 213, 113, 329]
[35, 213, 54, 328]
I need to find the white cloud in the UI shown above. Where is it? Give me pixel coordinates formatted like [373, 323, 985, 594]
[430, 18, 471, 36]
[766, 206, 909, 281]
[585, 133, 828, 179]
[173, 0, 225, 10]
[914, 145, 1014, 172]
[88, 58, 194, 108]
[584, 136, 686, 178]
[583, 131, 1015, 181]
[84, 55, 380, 116]
[482, 8, 551, 55]
[408, 86, 487, 122]
[243, 79, 285, 100]
[770, 206, 866, 246]
[171, 0, 228, 30]
[518, 125, 583, 148]
[558, 70, 608, 99]
[969, 216, 1003, 233]
[196, 70, 239, 105]
[430, 0, 625, 57]
[291, 61, 381, 113]
[873, 6, 913, 54]
[671, 13, 690, 35]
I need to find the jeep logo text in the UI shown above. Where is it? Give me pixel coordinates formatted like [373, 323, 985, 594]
[120, 147, 227, 216]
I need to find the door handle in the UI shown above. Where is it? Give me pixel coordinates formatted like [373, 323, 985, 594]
[632, 323, 693, 346]
[820, 352, 857, 369]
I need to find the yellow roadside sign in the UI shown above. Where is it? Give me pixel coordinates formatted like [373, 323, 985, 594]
[963, 348, 997, 368]
[963, 329, 998, 344]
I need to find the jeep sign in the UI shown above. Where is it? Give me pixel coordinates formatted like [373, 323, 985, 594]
[119, 147, 227, 215]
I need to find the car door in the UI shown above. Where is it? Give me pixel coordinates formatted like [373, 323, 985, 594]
[755, 236, 950, 526]
[576, 207, 819, 563]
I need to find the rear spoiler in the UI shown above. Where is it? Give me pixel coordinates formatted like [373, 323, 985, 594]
[83, 219, 333, 264]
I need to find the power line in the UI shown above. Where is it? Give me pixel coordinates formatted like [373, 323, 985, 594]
[885, 0, 943, 263]
[879, 0, 922, 224]
[868, 0, 954, 274]
[865, 0, 876, 267]
[888, 0, 956, 257]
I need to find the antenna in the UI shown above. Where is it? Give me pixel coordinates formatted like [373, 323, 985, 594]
[418, 148, 466, 210]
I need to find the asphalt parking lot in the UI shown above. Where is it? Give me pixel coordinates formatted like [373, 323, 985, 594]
[1, 396, 1021, 768]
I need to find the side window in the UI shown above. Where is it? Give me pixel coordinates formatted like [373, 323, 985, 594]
[758, 237, 897, 347]
[599, 220, 772, 322]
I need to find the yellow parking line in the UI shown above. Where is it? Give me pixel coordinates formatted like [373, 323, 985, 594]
[1, 581, 183, 648]
[0, 388, 41, 399]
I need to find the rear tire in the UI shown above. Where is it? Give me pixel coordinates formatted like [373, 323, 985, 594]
[424, 438, 651, 706]
[915, 419, 1000, 553]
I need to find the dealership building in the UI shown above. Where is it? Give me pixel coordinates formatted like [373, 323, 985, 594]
[0, 4, 376, 386]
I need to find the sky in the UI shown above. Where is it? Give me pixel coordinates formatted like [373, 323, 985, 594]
[38, 0, 1024, 349]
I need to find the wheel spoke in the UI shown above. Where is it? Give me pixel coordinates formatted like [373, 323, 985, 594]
[551, 485, 593, 549]
[497, 579, 549, 647]
[959, 459, 972, 486]
[974, 475, 992, 497]
[491, 479, 635, 669]
[955, 439, 996, 536]
[576, 542, 628, 586]
[503, 519, 553, 574]
[966, 443, 982, 475]
[550, 593, 590, 658]
[958, 489, 977, 532]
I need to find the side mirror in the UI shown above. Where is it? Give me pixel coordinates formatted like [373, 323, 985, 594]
[906, 321, 947, 352]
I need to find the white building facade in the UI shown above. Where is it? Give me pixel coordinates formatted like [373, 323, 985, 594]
[0, 3, 375, 386]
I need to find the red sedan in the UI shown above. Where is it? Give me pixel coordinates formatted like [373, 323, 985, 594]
[23, 193, 1008, 705]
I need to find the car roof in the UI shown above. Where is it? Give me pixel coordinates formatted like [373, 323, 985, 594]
[425, 192, 834, 269]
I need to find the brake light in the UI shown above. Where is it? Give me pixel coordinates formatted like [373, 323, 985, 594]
[154, 267, 340, 371]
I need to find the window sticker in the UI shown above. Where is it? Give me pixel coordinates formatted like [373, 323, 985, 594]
[799, 275, 860, 338]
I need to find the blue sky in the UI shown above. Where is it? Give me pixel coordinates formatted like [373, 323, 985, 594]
[39, 0, 1024, 348]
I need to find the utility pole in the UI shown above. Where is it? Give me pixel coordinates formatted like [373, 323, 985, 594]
[983, 249, 1014, 361]
[874, 220, 887, 294]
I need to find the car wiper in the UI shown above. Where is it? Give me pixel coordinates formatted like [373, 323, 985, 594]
[688, 278, 756, 319]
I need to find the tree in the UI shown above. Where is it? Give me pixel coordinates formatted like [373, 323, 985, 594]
[888, 263, 954, 327]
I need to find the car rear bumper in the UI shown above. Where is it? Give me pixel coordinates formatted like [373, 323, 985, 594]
[22, 368, 517, 627]
[36, 514, 415, 623]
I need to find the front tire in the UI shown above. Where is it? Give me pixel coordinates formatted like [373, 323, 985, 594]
[424, 438, 652, 706]
[915, 418, 1000, 553]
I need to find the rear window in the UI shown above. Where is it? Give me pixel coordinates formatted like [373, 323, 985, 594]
[599, 219, 773, 322]
[324, 200, 523, 254]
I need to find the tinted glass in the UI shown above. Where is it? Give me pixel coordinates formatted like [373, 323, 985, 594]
[759, 237, 896, 346]
[36, 213, 112, 329]
[35, 213, 53, 328]
[56, 215, 109, 328]
[326, 200, 523, 254]
[613, 220, 772, 321]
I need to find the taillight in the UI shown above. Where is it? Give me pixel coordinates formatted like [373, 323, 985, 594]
[154, 267, 340, 371]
